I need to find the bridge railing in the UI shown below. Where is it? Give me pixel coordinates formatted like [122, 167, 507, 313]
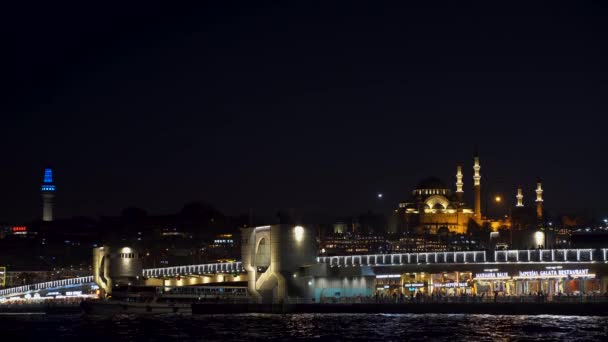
[493, 249, 598, 263]
[318, 251, 487, 267]
[0, 276, 93, 297]
[142, 261, 245, 278]
[318, 248, 608, 267]
[3, 249, 608, 297]
[1, 261, 247, 298]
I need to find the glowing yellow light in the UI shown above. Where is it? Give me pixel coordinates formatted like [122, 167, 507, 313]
[495, 196, 502, 203]
[294, 226, 304, 242]
[534, 231, 545, 247]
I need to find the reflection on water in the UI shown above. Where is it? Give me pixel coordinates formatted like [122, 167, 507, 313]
[0, 313, 607, 341]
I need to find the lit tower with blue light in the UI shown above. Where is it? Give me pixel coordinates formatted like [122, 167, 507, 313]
[41, 168, 56, 222]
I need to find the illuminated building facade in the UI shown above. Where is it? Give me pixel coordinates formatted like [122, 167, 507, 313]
[394, 154, 547, 249]
[41, 168, 56, 222]
[396, 164, 475, 235]
[319, 249, 608, 300]
[374, 265, 603, 298]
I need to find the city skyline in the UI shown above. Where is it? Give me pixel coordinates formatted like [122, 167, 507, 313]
[0, 155, 601, 225]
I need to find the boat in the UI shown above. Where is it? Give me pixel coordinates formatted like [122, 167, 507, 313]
[81, 296, 192, 314]
[81, 285, 248, 315]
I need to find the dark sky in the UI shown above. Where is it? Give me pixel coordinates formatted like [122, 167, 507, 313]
[2, 2, 608, 223]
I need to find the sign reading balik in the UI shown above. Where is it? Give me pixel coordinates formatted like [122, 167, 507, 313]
[475, 272, 508, 279]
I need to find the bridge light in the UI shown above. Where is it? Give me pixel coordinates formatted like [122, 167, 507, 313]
[534, 231, 545, 248]
[294, 226, 304, 242]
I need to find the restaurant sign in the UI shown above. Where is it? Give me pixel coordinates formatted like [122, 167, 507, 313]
[474, 272, 509, 279]
[518, 269, 590, 278]
[433, 282, 469, 288]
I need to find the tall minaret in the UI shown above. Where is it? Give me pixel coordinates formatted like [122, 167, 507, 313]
[41, 168, 56, 222]
[535, 178, 543, 221]
[516, 186, 524, 207]
[473, 154, 481, 220]
[455, 163, 464, 203]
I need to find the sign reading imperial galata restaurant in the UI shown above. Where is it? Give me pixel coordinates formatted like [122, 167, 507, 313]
[518, 269, 589, 277]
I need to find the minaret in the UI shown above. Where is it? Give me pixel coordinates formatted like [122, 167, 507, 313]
[516, 186, 524, 207]
[473, 154, 481, 220]
[535, 178, 543, 221]
[455, 163, 464, 203]
[41, 168, 56, 222]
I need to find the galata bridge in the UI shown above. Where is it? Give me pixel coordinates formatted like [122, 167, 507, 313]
[1, 225, 607, 303]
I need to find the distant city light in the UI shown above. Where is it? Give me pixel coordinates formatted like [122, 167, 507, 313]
[41, 168, 56, 194]
[377, 193, 383, 199]
[534, 231, 545, 247]
[41, 185, 56, 192]
[43, 168, 53, 183]
[494, 195, 502, 203]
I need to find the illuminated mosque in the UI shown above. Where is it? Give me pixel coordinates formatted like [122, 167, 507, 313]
[395, 154, 544, 236]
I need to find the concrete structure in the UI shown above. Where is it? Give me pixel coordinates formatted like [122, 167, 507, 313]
[241, 225, 320, 303]
[40, 168, 55, 222]
[92, 246, 143, 296]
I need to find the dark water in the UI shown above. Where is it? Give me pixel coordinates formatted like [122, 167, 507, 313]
[1, 313, 607, 341]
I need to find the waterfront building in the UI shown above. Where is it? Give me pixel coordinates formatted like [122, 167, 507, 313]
[345, 251, 607, 300]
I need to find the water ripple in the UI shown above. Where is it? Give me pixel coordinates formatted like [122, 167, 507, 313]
[0, 313, 607, 341]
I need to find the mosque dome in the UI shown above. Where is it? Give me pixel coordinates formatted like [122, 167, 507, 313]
[413, 177, 451, 198]
[432, 203, 444, 210]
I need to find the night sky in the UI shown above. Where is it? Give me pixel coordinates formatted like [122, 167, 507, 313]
[3, 2, 608, 223]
